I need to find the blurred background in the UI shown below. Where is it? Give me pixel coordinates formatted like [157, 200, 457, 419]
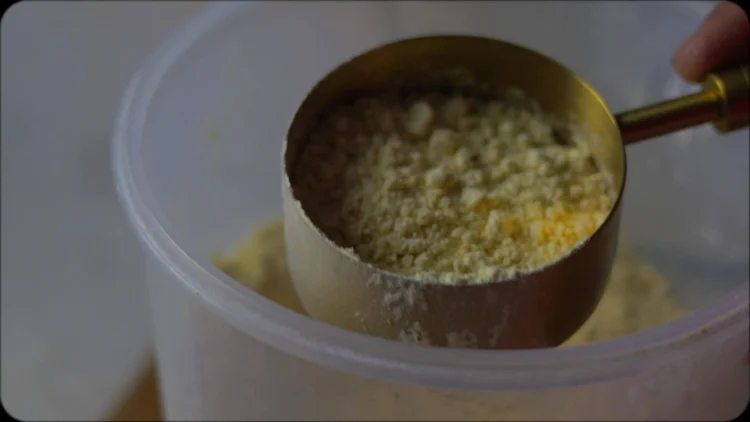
[1, 2, 207, 419]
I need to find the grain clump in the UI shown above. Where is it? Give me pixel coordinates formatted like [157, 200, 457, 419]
[293, 90, 617, 284]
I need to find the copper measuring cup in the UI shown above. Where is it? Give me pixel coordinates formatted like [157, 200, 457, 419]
[282, 36, 749, 349]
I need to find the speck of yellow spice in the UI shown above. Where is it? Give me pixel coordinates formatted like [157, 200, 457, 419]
[292, 91, 617, 284]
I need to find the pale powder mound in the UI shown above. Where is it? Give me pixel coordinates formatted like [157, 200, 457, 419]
[214, 218, 685, 346]
[211, 220, 306, 314]
[563, 243, 686, 346]
[292, 91, 616, 284]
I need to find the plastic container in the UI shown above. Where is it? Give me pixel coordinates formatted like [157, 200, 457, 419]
[113, 1, 749, 420]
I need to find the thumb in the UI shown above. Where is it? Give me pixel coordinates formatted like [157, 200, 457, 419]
[671, 1, 749, 83]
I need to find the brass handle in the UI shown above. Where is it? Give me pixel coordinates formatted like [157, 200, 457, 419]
[615, 66, 749, 145]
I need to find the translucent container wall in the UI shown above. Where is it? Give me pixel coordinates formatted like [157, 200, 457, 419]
[113, 2, 749, 420]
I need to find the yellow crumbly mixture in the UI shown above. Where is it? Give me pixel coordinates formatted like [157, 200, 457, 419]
[212, 220, 306, 315]
[293, 91, 617, 284]
[213, 219, 685, 346]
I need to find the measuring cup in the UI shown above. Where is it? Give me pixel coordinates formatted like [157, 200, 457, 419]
[282, 35, 749, 349]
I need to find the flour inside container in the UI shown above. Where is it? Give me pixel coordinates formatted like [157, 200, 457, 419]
[213, 218, 685, 347]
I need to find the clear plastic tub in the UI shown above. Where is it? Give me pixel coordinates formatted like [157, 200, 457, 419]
[113, 1, 749, 420]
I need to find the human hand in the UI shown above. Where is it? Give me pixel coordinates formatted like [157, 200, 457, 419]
[671, 1, 749, 83]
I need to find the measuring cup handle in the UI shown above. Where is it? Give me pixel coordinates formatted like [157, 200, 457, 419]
[615, 66, 749, 145]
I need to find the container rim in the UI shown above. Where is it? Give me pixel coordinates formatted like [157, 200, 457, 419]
[112, 1, 748, 390]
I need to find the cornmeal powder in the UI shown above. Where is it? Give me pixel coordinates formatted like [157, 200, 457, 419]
[213, 218, 685, 346]
[293, 91, 617, 283]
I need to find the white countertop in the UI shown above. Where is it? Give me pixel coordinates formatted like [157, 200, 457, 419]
[1, 3, 207, 419]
